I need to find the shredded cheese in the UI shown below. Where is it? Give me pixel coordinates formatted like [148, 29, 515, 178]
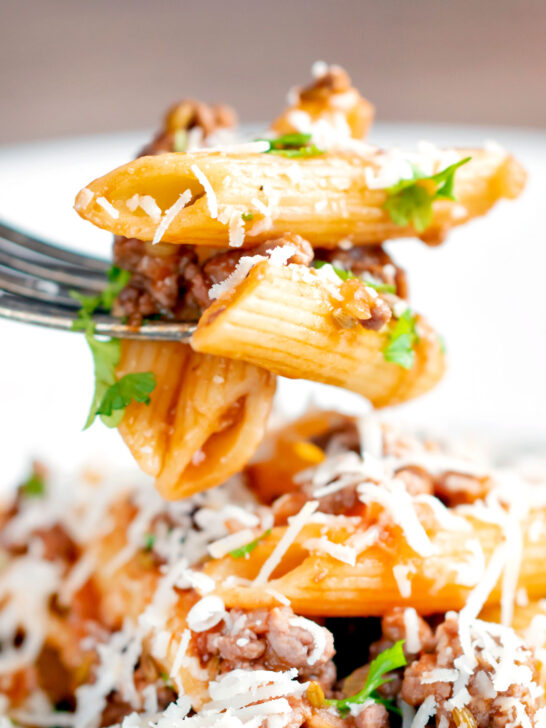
[152, 189, 192, 244]
[191, 164, 218, 218]
[96, 196, 119, 219]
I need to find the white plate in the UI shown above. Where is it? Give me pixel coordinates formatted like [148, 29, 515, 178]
[0, 124, 545, 489]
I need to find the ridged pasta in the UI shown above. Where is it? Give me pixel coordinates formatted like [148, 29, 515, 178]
[204, 512, 546, 617]
[74, 147, 525, 247]
[117, 340, 276, 499]
[191, 261, 445, 408]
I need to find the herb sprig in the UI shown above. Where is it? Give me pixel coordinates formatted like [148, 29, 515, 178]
[383, 157, 471, 232]
[313, 260, 396, 293]
[71, 266, 156, 429]
[229, 529, 272, 559]
[326, 641, 407, 716]
[258, 132, 324, 159]
[383, 308, 419, 370]
[20, 465, 46, 498]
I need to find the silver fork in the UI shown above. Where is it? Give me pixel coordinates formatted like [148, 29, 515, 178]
[0, 221, 195, 340]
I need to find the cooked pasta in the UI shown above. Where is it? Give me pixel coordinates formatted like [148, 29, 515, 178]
[4, 61, 539, 728]
[1, 415, 545, 728]
[74, 146, 524, 248]
[116, 340, 276, 498]
[191, 259, 445, 408]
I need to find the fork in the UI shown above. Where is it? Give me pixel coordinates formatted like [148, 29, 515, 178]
[0, 221, 195, 340]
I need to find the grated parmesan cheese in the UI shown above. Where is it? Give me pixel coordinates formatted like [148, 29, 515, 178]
[288, 616, 327, 665]
[403, 607, 422, 653]
[187, 595, 226, 632]
[254, 500, 319, 585]
[96, 196, 119, 219]
[303, 537, 357, 565]
[412, 695, 437, 728]
[191, 164, 218, 218]
[393, 564, 415, 598]
[152, 189, 192, 244]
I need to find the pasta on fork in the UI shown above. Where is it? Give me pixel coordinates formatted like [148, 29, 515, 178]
[69, 63, 526, 501]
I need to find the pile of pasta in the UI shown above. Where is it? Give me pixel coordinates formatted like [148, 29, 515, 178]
[73, 62, 525, 500]
[3, 64, 543, 728]
[1, 413, 546, 728]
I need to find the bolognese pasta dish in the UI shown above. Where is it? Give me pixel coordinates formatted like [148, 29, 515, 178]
[1, 63, 542, 728]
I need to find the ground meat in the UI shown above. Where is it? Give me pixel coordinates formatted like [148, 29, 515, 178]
[140, 99, 237, 156]
[394, 466, 434, 497]
[299, 66, 352, 101]
[354, 702, 389, 728]
[315, 246, 408, 300]
[197, 607, 336, 692]
[113, 234, 314, 325]
[401, 615, 543, 728]
[433, 472, 491, 507]
[34, 524, 79, 564]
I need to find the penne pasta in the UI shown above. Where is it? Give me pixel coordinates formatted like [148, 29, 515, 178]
[117, 340, 276, 498]
[191, 260, 445, 407]
[74, 146, 525, 247]
[205, 510, 546, 617]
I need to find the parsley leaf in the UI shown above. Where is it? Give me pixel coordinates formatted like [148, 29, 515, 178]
[313, 260, 356, 281]
[70, 265, 130, 324]
[383, 308, 419, 370]
[20, 466, 46, 498]
[71, 265, 156, 429]
[83, 331, 122, 429]
[326, 641, 407, 716]
[257, 132, 325, 159]
[241, 211, 254, 222]
[143, 533, 156, 551]
[173, 129, 188, 153]
[314, 261, 396, 293]
[97, 372, 156, 417]
[229, 529, 271, 559]
[383, 157, 471, 232]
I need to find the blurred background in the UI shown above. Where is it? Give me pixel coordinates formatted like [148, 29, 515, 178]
[1, 0, 545, 143]
[0, 0, 545, 486]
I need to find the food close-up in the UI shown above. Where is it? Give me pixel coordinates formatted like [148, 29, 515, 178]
[0, 31, 544, 728]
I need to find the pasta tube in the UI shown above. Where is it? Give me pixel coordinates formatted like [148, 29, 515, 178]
[191, 261, 445, 408]
[74, 147, 525, 247]
[117, 340, 276, 499]
[204, 512, 546, 618]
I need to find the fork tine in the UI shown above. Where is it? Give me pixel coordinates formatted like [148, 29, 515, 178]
[0, 246, 106, 292]
[0, 265, 96, 307]
[0, 221, 110, 272]
[0, 293, 195, 340]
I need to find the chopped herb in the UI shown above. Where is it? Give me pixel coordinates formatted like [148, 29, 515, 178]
[20, 466, 46, 498]
[362, 278, 397, 294]
[97, 372, 156, 417]
[229, 529, 272, 559]
[160, 670, 175, 689]
[173, 128, 188, 153]
[314, 261, 396, 293]
[313, 260, 356, 281]
[257, 132, 325, 159]
[71, 265, 156, 429]
[438, 334, 447, 354]
[383, 157, 471, 232]
[241, 211, 254, 222]
[383, 308, 419, 370]
[326, 640, 407, 716]
[70, 265, 130, 326]
[143, 533, 156, 551]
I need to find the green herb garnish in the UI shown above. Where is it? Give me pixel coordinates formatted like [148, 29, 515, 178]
[21, 466, 46, 498]
[71, 265, 156, 429]
[326, 641, 407, 716]
[160, 671, 175, 689]
[258, 132, 324, 159]
[229, 529, 272, 559]
[173, 129, 188, 153]
[383, 308, 419, 370]
[383, 157, 471, 232]
[241, 211, 254, 222]
[144, 533, 156, 551]
[314, 261, 396, 293]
